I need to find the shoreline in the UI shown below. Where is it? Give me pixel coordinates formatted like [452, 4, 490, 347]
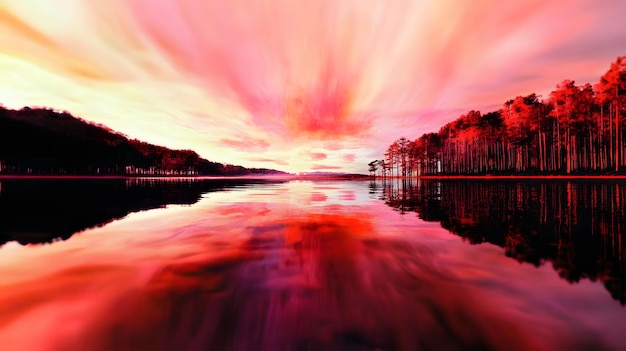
[2, 174, 626, 180]
[0, 174, 369, 181]
[371, 175, 626, 180]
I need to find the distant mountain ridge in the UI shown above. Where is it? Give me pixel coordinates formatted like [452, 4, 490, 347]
[0, 105, 288, 176]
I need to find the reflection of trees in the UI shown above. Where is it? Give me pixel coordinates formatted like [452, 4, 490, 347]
[0, 179, 285, 246]
[381, 179, 626, 304]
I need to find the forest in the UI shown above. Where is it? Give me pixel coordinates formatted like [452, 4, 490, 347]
[370, 56, 626, 176]
[0, 105, 286, 176]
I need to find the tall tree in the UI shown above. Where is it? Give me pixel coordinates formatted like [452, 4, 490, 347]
[596, 56, 626, 172]
[368, 160, 378, 177]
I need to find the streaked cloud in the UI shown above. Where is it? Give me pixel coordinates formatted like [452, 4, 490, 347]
[343, 154, 356, 163]
[219, 137, 270, 153]
[247, 157, 289, 166]
[310, 165, 343, 171]
[308, 152, 328, 161]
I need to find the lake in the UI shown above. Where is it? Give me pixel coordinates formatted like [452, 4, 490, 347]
[0, 178, 624, 350]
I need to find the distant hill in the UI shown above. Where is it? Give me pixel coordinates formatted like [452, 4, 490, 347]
[0, 105, 288, 176]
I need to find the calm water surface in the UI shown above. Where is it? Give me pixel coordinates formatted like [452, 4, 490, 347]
[0, 178, 624, 351]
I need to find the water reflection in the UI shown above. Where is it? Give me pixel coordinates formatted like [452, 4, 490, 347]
[379, 179, 626, 304]
[50, 211, 584, 351]
[0, 180, 624, 350]
[0, 178, 285, 246]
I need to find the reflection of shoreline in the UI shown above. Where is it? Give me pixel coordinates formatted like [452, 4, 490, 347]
[370, 175, 626, 179]
[0, 179, 285, 246]
[0, 174, 369, 180]
[0, 175, 290, 180]
[8, 174, 626, 180]
[379, 179, 626, 305]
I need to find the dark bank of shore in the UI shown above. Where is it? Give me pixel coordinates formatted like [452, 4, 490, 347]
[0, 174, 370, 180]
[4, 174, 626, 180]
[372, 175, 626, 180]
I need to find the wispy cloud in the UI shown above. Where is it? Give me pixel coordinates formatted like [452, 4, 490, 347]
[310, 164, 343, 171]
[343, 154, 356, 163]
[308, 152, 327, 161]
[219, 137, 270, 152]
[247, 157, 289, 166]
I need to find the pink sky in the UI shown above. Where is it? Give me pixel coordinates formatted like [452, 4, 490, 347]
[0, 0, 625, 173]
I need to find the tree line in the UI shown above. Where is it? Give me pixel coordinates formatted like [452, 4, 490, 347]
[369, 56, 626, 176]
[0, 105, 286, 176]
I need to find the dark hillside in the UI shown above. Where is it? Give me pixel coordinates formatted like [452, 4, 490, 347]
[0, 105, 286, 176]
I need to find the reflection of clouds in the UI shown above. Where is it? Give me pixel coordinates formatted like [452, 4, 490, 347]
[339, 190, 355, 201]
[61, 212, 607, 350]
[236, 180, 373, 206]
[310, 192, 328, 202]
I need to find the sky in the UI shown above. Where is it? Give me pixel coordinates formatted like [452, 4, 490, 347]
[0, 0, 625, 174]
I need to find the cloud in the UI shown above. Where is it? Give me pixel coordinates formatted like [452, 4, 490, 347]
[219, 137, 270, 152]
[323, 142, 343, 151]
[247, 157, 289, 166]
[308, 152, 327, 161]
[343, 154, 356, 162]
[310, 164, 343, 171]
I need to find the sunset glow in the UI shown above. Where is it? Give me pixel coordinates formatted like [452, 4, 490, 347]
[0, 0, 625, 172]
